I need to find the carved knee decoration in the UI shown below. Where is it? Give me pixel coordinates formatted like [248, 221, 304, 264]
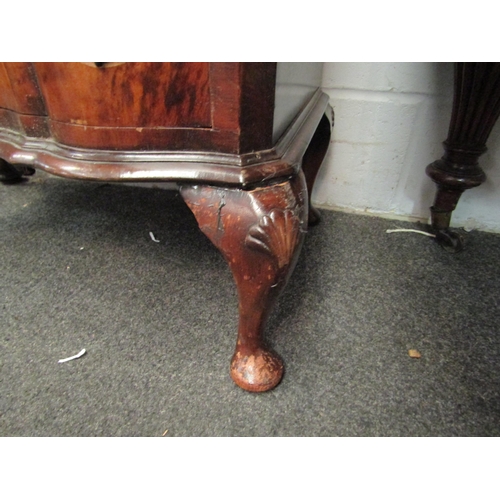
[181, 172, 308, 392]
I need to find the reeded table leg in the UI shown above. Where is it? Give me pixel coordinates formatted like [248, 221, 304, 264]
[181, 172, 307, 392]
[426, 63, 500, 251]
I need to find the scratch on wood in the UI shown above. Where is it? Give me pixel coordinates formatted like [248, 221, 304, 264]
[217, 193, 226, 231]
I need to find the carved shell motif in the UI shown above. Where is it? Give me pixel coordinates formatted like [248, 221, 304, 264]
[245, 209, 301, 270]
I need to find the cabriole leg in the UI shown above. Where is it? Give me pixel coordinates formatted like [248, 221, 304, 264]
[0, 159, 35, 184]
[180, 172, 308, 392]
[301, 112, 332, 226]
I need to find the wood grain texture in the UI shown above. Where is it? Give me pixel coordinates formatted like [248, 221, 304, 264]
[34, 62, 211, 128]
[447, 63, 500, 151]
[0, 63, 50, 138]
[1, 63, 46, 115]
[181, 172, 308, 392]
[0, 63, 47, 136]
[33, 62, 213, 150]
[238, 63, 276, 152]
[16, 63, 277, 153]
[0, 90, 330, 187]
[208, 63, 277, 153]
[45, 122, 238, 152]
[426, 62, 500, 250]
[0, 91, 330, 188]
[0, 64, 17, 111]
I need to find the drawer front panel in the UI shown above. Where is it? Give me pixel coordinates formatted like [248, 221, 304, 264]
[34, 62, 211, 129]
[0, 63, 278, 154]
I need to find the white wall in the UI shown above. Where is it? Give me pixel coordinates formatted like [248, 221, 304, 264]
[314, 62, 500, 233]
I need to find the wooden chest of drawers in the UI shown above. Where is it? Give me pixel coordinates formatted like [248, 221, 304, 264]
[0, 62, 332, 392]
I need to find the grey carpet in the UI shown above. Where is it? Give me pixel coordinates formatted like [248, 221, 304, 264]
[1, 170, 500, 436]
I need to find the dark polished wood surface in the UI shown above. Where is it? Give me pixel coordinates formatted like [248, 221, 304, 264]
[0, 62, 331, 391]
[181, 173, 308, 392]
[426, 62, 500, 251]
[34, 62, 212, 128]
[0, 62, 277, 154]
[0, 88, 329, 188]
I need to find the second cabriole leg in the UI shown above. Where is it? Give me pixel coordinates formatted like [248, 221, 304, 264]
[301, 112, 332, 226]
[0, 159, 36, 184]
[180, 173, 308, 392]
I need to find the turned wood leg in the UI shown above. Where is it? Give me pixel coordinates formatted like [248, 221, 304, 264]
[426, 63, 500, 251]
[180, 172, 308, 392]
[301, 111, 332, 226]
[0, 159, 35, 183]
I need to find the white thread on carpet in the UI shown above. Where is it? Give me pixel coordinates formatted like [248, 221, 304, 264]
[58, 349, 86, 364]
[386, 229, 436, 238]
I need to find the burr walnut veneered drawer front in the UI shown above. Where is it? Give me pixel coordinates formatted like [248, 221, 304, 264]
[34, 62, 212, 128]
[0, 63, 46, 115]
[0, 63, 279, 153]
[34, 62, 217, 151]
